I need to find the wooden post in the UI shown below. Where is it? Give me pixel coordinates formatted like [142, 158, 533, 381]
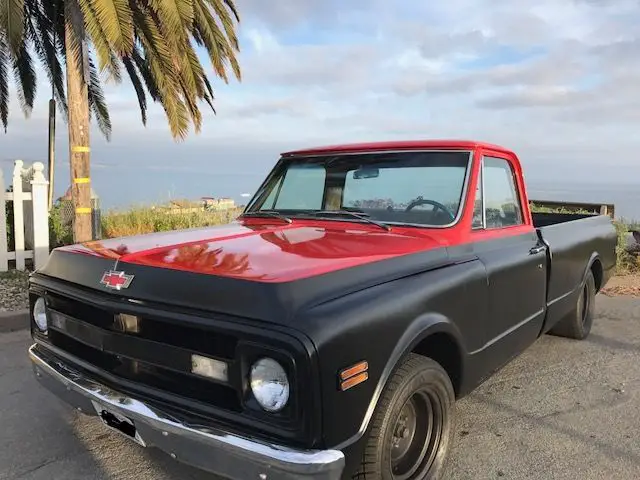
[0, 168, 7, 272]
[65, 7, 92, 243]
[12, 160, 25, 271]
[30, 162, 50, 270]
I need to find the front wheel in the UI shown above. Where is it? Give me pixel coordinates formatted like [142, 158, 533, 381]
[352, 354, 455, 480]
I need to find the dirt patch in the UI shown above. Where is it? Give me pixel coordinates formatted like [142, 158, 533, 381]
[602, 274, 640, 297]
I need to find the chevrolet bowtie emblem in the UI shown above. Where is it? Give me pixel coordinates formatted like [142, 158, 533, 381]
[100, 270, 134, 290]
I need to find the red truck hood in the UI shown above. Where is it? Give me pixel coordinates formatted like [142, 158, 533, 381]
[62, 220, 446, 283]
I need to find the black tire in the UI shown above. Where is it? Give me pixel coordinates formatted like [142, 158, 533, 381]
[548, 269, 596, 340]
[352, 353, 455, 480]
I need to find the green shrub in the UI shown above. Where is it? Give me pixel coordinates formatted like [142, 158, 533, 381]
[100, 206, 243, 239]
[4, 187, 14, 251]
[48, 201, 73, 248]
[529, 202, 591, 215]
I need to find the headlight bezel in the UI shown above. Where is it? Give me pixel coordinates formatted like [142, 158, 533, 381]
[250, 356, 290, 413]
[32, 296, 48, 333]
[238, 341, 299, 421]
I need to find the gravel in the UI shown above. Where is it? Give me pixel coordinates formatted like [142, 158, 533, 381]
[0, 271, 30, 312]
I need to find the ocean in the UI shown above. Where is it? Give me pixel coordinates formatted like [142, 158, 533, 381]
[98, 173, 640, 223]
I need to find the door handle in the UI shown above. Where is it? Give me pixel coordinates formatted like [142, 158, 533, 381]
[529, 246, 545, 255]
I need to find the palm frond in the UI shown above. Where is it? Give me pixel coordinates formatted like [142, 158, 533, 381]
[26, 0, 67, 115]
[148, 0, 193, 40]
[193, 0, 241, 83]
[201, 74, 216, 113]
[131, 45, 160, 101]
[89, 0, 133, 54]
[11, 40, 36, 115]
[206, 0, 239, 50]
[87, 53, 112, 139]
[41, 0, 65, 53]
[132, 3, 190, 138]
[0, 34, 9, 131]
[79, 0, 122, 81]
[221, 0, 239, 22]
[0, 0, 25, 55]
[122, 54, 147, 124]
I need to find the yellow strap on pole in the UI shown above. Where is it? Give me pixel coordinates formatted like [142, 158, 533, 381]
[71, 146, 90, 153]
[73, 177, 90, 184]
[75, 207, 92, 214]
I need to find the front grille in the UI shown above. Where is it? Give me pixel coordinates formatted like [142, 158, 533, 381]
[42, 293, 242, 413]
[47, 293, 238, 358]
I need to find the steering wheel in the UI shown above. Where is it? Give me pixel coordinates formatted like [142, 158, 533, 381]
[404, 197, 455, 222]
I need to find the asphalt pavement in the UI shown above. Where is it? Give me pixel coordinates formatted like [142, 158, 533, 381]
[1, 295, 639, 480]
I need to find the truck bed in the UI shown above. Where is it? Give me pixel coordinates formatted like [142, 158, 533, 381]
[532, 211, 617, 333]
[531, 211, 598, 228]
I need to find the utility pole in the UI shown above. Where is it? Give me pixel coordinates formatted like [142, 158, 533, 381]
[65, 6, 92, 243]
[47, 98, 56, 211]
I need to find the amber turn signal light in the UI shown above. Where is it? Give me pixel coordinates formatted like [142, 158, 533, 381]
[339, 361, 369, 391]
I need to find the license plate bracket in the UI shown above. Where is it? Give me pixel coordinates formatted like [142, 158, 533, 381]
[91, 401, 146, 446]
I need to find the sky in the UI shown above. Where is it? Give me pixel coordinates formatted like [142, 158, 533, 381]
[2, 0, 640, 211]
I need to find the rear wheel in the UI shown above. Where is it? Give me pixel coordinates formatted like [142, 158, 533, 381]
[548, 269, 596, 340]
[352, 353, 455, 480]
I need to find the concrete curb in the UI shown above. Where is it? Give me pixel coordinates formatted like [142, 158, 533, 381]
[0, 309, 30, 333]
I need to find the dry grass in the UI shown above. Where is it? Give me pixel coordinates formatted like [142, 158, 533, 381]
[101, 206, 243, 238]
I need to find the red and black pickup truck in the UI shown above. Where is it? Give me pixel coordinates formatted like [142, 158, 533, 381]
[28, 140, 617, 480]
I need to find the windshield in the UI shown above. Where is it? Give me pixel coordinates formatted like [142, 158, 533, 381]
[246, 150, 471, 227]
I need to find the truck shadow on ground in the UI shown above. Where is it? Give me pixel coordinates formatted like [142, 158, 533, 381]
[472, 393, 640, 467]
[585, 333, 639, 353]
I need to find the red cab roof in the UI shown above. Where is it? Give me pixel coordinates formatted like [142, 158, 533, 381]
[282, 139, 512, 157]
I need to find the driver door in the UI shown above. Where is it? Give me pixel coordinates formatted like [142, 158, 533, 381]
[471, 154, 547, 370]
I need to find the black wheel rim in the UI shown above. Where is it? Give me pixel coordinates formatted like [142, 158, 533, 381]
[389, 389, 444, 480]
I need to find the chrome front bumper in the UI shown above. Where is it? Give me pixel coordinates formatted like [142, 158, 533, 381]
[28, 344, 345, 480]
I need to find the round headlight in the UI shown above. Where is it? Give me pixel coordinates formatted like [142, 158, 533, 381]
[249, 358, 290, 412]
[33, 297, 47, 332]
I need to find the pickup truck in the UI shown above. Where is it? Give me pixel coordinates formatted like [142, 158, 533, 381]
[27, 140, 617, 480]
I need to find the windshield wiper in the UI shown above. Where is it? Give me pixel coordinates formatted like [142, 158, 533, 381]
[303, 210, 391, 231]
[239, 210, 293, 224]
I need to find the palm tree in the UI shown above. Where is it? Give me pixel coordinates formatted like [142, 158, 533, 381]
[0, 0, 241, 242]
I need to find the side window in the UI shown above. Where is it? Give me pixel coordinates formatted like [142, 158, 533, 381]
[266, 165, 326, 210]
[483, 157, 523, 228]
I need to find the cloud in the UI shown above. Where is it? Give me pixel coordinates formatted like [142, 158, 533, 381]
[3, 0, 640, 213]
[477, 86, 585, 109]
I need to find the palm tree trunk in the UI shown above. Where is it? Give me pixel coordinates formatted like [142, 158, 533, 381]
[65, 11, 92, 243]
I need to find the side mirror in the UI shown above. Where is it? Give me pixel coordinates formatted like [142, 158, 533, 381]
[353, 167, 380, 179]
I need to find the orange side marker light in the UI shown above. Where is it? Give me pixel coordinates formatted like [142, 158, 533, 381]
[339, 361, 369, 391]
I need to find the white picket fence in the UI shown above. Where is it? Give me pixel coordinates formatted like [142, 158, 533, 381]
[0, 160, 50, 272]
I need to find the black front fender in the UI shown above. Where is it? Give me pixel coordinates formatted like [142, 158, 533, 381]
[334, 313, 466, 450]
[297, 257, 488, 455]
